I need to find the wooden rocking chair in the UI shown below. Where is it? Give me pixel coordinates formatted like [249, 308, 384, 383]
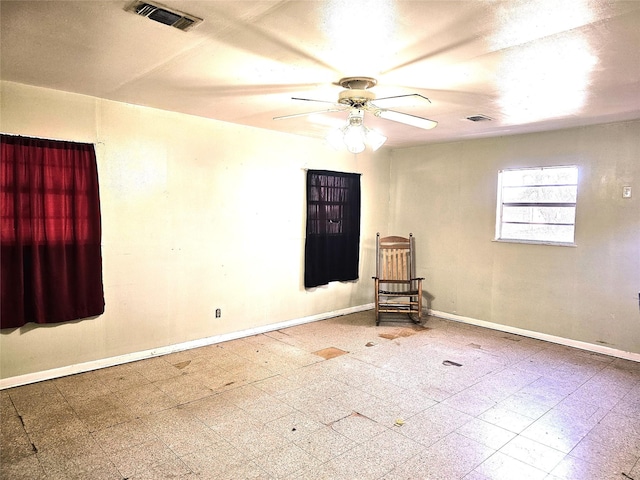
[373, 233, 424, 326]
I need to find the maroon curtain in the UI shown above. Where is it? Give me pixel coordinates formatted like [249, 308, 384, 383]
[1, 135, 104, 329]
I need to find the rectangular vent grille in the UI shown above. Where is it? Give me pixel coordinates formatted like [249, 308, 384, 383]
[126, 1, 202, 31]
[173, 17, 195, 30]
[466, 115, 493, 122]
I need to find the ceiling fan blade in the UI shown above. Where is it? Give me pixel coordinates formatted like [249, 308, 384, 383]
[273, 108, 344, 120]
[392, 86, 497, 104]
[375, 109, 438, 130]
[371, 93, 431, 109]
[292, 97, 341, 106]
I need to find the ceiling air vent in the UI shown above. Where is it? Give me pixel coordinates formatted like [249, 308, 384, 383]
[466, 115, 493, 122]
[125, 1, 203, 31]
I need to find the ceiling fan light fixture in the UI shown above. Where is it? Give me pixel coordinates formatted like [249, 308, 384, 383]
[325, 108, 386, 153]
[326, 128, 345, 150]
[366, 129, 387, 151]
[343, 124, 366, 154]
[280, 78, 433, 151]
[346, 141, 366, 154]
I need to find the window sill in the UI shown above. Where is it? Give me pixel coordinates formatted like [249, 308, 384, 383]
[493, 238, 577, 247]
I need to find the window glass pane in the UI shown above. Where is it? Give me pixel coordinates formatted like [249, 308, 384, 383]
[502, 185, 577, 203]
[502, 206, 576, 224]
[501, 166, 578, 186]
[500, 223, 575, 243]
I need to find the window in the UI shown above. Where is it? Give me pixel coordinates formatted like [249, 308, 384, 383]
[495, 165, 578, 245]
[304, 170, 361, 288]
[1, 135, 104, 328]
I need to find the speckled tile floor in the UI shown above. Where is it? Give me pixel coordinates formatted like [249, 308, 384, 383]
[2, 312, 639, 479]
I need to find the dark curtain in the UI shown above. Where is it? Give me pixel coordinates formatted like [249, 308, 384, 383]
[304, 170, 361, 288]
[1, 135, 104, 329]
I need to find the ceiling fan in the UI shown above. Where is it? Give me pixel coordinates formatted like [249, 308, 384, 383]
[273, 77, 438, 153]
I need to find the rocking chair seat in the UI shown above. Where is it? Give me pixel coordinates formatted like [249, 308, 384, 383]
[378, 289, 419, 295]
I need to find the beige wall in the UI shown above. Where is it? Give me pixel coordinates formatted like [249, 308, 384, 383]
[389, 121, 640, 355]
[2, 80, 638, 382]
[0, 81, 391, 380]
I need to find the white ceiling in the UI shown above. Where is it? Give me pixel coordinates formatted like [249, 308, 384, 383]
[2, 0, 640, 148]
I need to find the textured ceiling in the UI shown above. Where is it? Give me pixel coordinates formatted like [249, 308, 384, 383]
[2, 0, 640, 148]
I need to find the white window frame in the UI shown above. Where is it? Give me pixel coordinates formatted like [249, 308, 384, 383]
[495, 165, 578, 246]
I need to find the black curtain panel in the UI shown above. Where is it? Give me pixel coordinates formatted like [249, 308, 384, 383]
[1, 135, 105, 328]
[304, 170, 361, 288]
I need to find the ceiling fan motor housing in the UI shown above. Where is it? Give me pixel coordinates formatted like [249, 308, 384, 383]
[338, 89, 375, 108]
[338, 77, 377, 90]
[338, 77, 377, 108]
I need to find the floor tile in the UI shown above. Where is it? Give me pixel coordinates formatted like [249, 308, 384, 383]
[72, 392, 135, 432]
[143, 406, 225, 456]
[115, 382, 178, 418]
[36, 433, 116, 478]
[241, 394, 296, 422]
[127, 456, 194, 479]
[180, 444, 249, 479]
[455, 417, 516, 450]
[293, 425, 356, 462]
[90, 418, 157, 453]
[477, 405, 536, 433]
[226, 424, 292, 458]
[106, 438, 179, 478]
[384, 432, 493, 480]
[253, 442, 320, 478]
[0, 453, 47, 480]
[499, 435, 566, 473]
[27, 415, 91, 453]
[474, 451, 547, 480]
[549, 453, 634, 480]
[327, 411, 388, 442]
[520, 409, 594, 453]
[265, 410, 325, 441]
[568, 436, 638, 474]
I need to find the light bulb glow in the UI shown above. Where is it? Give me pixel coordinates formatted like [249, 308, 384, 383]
[326, 128, 345, 150]
[366, 128, 387, 151]
[343, 124, 366, 154]
[326, 109, 388, 154]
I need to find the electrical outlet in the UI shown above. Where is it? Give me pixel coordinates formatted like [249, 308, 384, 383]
[622, 186, 632, 198]
[215, 308, 221, 318]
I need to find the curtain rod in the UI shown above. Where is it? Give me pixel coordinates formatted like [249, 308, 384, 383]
[1, 133, 102, 146]
[301, 168, 362, 176]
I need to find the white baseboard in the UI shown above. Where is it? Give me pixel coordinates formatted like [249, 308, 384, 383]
[4, 304, 636, 390]
[429, 309, 640, 363]
[0, 303, 375, 390]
